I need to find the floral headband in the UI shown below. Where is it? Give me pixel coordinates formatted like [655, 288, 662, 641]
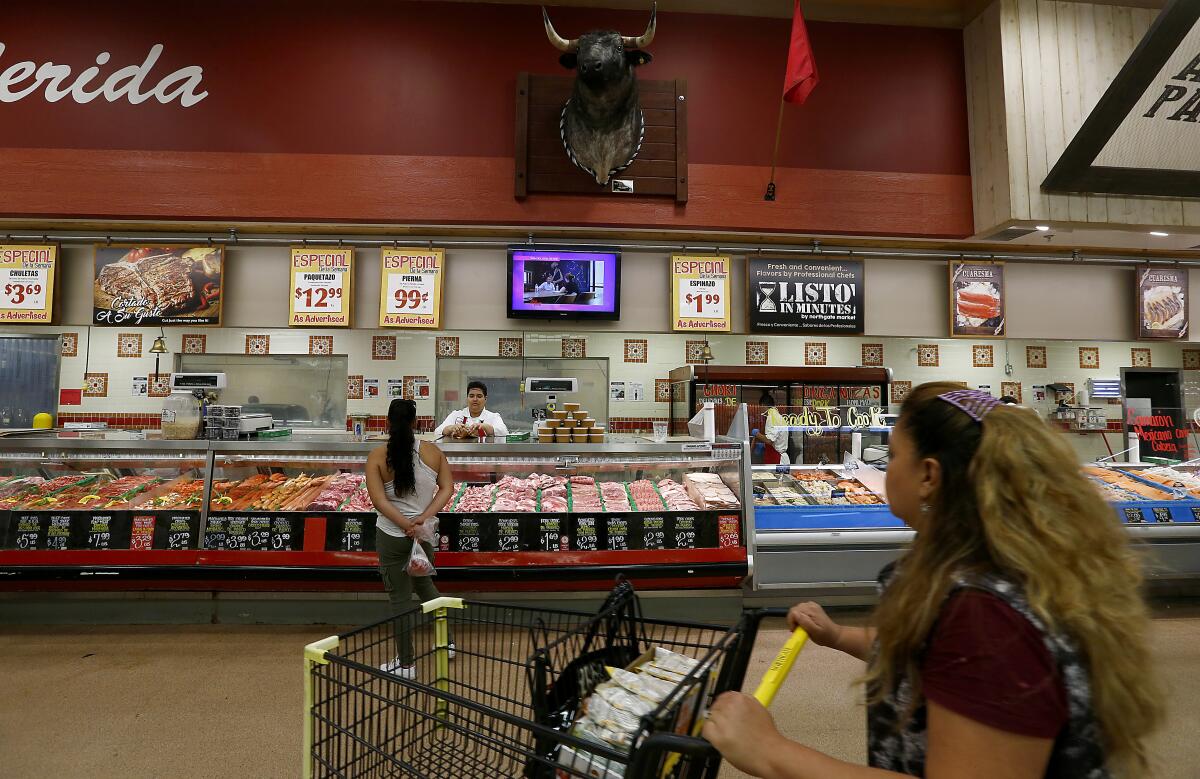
[937, 389, 1002, 423]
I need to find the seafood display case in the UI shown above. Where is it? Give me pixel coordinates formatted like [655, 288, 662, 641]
[0, 434, 750, 592]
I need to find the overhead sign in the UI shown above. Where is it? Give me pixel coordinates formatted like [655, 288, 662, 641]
[670, 255, 730, 332]
[1043, 1, 1200, 198]
[747, 257, 864, 334]
[289, 247, 353, 327]
[1137, 266, 1188, 340]
[949, 261, 1005, 338]
[0, 244, 57, 324]
[93, 246, 223, 326]
[379, 247, 444, 329]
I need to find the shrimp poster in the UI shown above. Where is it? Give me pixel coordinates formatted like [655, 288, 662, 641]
[949, 261, 1004, 338]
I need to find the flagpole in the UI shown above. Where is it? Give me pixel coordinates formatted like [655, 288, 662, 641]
[764, 99, 785, 201]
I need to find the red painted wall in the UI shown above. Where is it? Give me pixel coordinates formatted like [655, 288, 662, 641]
[0, 1, 972, 236]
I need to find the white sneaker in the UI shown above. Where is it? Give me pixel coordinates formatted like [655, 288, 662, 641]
[447, 643, 456, 660]
[379, 657, 417, 679]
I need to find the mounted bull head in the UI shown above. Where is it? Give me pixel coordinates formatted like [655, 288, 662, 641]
[543, 3, 656, 186]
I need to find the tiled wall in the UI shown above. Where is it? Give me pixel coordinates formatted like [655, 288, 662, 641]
[8, 325, 1190, 434]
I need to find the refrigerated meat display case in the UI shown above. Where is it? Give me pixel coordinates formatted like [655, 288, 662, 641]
[0, 433, 749, 593]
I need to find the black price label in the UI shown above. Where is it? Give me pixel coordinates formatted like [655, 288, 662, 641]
[673, 516, 698, 549]
[539, 516, 563, 551]
[574, 516, 599, 551]
[458, 516, 481, 553]
[341, 517, 365, 552]
[204, 516, 229, 549]
[14, 515, 41, 550]
[607, 517, 629, 551]
[1152, 507, 1173, 524]
[1123, 507, 1145, 524]
[47, 515, 71, 550]
[271, 517, 294, 550]
[246, 516, 272, 550]
[225, 517, 249, 550]
[497, 517, 520, 552]
[86, 515, 114, 550]
[643, 516, 666, 550]
[1191, 507, 1200, 523]
[167, 516, 194, 550]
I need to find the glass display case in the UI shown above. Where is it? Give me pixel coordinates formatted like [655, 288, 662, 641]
[0, 434, 749, 592]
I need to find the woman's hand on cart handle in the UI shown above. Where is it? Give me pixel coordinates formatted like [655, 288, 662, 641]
[787, 602, 843, 648]
[703, 691, 784, 777]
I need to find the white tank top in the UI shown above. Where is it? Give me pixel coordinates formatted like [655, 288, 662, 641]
[377, 441, 439, 538]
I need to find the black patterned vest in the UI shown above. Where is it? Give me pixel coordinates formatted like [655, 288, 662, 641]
[866, 562, 1110, 777]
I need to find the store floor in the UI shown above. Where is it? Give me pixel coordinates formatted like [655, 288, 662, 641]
[1, 608, 1198, 778]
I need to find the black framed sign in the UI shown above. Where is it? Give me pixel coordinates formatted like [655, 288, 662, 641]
[1043, 0, 1200, 198]
[747, 257, 864, 334]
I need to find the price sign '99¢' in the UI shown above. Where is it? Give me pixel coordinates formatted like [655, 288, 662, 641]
[380, 247, 444, 329]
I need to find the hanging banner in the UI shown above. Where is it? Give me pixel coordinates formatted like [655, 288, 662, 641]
[747, 257, 864, 334]
[289, 247, 353, 327]
[0, 244, 57, 324]
[93, 246, 223, 326]
[379, 248, 444, 328]
[670, 255, 730, 331]
[1137, 266, 1188, 340]
[949, 261, 1005, 338]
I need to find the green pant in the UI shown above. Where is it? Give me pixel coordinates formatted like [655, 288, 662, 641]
[376, 530, 450, 664]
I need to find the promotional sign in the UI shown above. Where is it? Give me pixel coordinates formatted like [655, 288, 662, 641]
[949, 261, 1005, 338]
[380, 248, 444, 328]
[0, 244, 57, 324]
[747, 258, 864, 334]
[289, 247, 353, 327]
[93, 246, 223, 325]
[670, 255, 730, 331]
[1137, 266, 1188, 340]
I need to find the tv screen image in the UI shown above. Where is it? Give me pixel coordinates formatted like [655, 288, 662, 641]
[507, 247, 621, 319]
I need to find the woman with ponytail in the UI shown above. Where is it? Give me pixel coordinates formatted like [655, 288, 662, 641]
[705, 382, 1163, 778]
[365, 398, 455, 680]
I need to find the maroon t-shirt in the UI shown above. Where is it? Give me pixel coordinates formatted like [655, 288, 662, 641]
[921, 589, 1069, 738]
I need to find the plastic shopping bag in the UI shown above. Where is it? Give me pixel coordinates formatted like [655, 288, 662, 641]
[406, 518, 439, 576]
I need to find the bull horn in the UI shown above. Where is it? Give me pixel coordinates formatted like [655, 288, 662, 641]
[622, 1, 657, 49]
[542, 7, 578, 52]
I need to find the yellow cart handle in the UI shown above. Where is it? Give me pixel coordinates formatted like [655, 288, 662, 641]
[751, 627, 808, 708]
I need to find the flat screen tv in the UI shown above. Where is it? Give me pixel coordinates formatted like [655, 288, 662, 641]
[507, 246, 621, 320]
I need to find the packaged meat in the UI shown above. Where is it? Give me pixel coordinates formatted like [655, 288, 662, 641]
[683, 473, 740, 510]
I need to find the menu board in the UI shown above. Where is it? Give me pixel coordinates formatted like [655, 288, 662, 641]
[1137, 266, 1188, 340]
[93, 246, 224, 325]
[289, 247, 353, 327]
[379, 247, 444, 328]
[670, 255, 730, 332]
[0, 244, 57, 324]
[748, 257, 864, 334]
[949, 261, 1005, 338]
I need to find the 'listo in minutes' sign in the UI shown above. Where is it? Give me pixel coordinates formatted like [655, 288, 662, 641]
[289, 247, 353, 327]
[379, 248, 444, 329]
[748, 258, 864, 334]
[1137, 266, 1188, 340]
[0, 244, 57, 324]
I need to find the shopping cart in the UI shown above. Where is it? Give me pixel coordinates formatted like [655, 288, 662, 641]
[302, 582, 806, 778]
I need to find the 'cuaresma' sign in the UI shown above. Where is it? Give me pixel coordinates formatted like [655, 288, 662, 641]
[0, 42, 207, 106]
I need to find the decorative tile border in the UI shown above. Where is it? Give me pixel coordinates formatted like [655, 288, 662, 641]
[345, 415, 435, 433]
[685, 340, 708, 364]
[58, 413, 163, 430]
[655, 378, 671, 402]
[84, 372, 109, 398]
[499, 337, 523, 358]
[148, 373, 173, 398]
[60, 332, 78, 357]
[917, 344, 939, 368]
[1185, 349, 1200, 370]
[309, 335, 334, 356]
[372, 335, 397, 360]
[609, 417, 670, 433]
[1000, 381, 1022, 403]
[347, 374, 364, 400]
[181, 334, 207, 354]
[860, 343, 883, 367]
[891, 381, 912, 405]
[745, 341, 768, 365]
[1026, 345, 1047, 369]
[623, 338, 648, 363]
[245, 334, 270, 355]
[1078, 346, 1099, 370]
[562, 337, 587, 358]
[435, 336, 459, 358]
[972, 344, 994, 368]
[117, 333, 142, 358]
[1131, 348, 1152, 367]
[804, 342, 827, 366]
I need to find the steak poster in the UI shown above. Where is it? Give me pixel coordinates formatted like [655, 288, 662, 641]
[93, 246, 223, 325]
[1137, 266, 1188, 340]
[747, 257, 864, 334]
[949, 261, 1005, 338]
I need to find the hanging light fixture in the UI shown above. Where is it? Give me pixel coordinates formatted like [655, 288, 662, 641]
[700, 339, 714, 364]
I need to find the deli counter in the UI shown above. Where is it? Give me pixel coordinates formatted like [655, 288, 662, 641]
[0, 433, 749, 592]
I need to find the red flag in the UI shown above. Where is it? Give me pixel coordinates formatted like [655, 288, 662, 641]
[783, 1, 818, 104]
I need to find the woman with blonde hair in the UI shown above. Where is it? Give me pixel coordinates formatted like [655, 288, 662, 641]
[705, 382, 1163, 778]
